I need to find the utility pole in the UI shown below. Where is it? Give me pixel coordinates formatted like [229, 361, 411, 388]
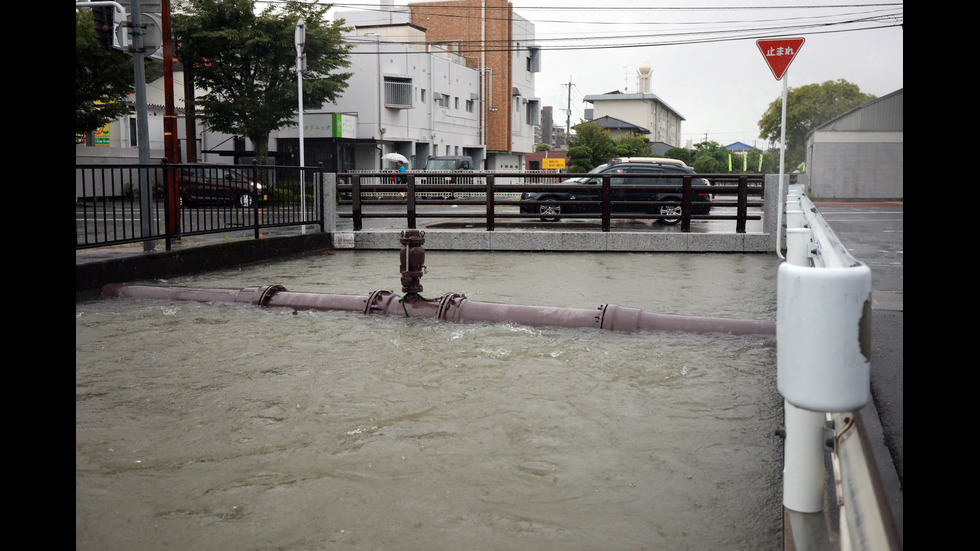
[562, 78, 572, 136]
[128, 0, 154, 250]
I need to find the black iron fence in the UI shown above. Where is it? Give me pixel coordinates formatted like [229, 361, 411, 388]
[75, 163, 325, 250]
[77, 165, 766, 250]
[338, 171, 765, 233]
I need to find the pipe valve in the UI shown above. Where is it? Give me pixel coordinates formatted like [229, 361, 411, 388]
[400, 229, 426, 294]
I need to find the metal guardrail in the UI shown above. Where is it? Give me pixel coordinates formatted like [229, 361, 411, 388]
[778, 184, 900, 550]
[75, 163, 325, 250]
[338, 171, 766, 233]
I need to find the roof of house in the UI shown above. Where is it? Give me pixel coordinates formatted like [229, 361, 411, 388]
[810, 88, 903, 135]
[726, 141, 756, 152]
[590, 115, 650, 135]
[582, 91, 685, 121]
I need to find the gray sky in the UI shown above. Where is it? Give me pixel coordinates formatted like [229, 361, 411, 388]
[331, 1, 904, 149]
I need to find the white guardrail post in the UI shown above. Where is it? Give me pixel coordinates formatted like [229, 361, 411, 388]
[777, 184, 874, 550]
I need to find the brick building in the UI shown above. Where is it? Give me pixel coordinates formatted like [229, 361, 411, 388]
[409, 0, 539, 170]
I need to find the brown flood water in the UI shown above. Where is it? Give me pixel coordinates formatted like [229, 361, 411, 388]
[76, 250, 784, 550]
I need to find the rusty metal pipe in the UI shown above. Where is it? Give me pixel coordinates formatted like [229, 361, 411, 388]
[100, 284, 775, 336]
[99, 229, 774, 336]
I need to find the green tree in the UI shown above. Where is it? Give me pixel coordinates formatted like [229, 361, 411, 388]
[173, 0, 352, 164]
[75, 9, 134, 135]
[613, 134, 653, 158]
[693, 156, 721, 174]
[566, 145, 593, 173]
[758, 79, 875, 171]
[744, 149, 763, 173]
[692, 141, 729, 172]
[664, 147, 692, 165]
[567, 121, 616, 172]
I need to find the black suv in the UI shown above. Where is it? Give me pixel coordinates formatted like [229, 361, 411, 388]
[177, 167, 267, 208]
[519, 160, 711, 224]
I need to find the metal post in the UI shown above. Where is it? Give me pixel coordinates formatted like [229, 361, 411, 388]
[128, 0, 154, 252]
[780, 200, 830, 549]
[485, 174, 495, 231]
[775, 71, 788, 259]
[296, 18, 306, 234]
[321, 166, 336, 235]
[161, 0, 180, 241]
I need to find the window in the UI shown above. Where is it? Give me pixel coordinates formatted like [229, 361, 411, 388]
[526, 47, 541, 73]
[526, 99, 540, 125]
[420, 89, 427, 103]
[435, 93, 450, 108]
[384, 76, 412, 109]
[454, 97, 460, 110]
[465, 99, 474, 113]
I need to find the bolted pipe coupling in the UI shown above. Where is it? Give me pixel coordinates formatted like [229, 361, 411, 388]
[400, 229, 426, 294]
[236, 285, 287, 306]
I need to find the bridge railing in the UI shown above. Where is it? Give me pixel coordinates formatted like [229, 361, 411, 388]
[75, 162, 325, 250]
[777, 183, 899, 550]
[337, 171, 766, 233]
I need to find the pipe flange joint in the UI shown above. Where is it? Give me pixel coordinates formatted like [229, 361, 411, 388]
[436, 292, 466, 321]
[364, 289, 395, 315]
[239, 284, 286, 307]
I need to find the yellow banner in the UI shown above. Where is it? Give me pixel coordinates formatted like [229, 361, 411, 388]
[541, 158, 565, 169]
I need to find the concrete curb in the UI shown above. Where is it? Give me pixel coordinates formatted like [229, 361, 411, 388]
[335, 229, 776, 253]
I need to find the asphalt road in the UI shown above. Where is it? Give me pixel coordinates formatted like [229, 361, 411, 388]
[812, 202, 903, 541]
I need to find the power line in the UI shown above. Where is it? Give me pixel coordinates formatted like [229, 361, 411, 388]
[344, 20, 900, 55]
[314, 0, 901, 54]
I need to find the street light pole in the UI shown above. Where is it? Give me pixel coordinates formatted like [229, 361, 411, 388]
[295, 18, 306, 233]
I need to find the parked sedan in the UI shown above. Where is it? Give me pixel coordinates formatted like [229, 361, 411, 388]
[178, 167, 267, 208]
[519, 161, 711, 224]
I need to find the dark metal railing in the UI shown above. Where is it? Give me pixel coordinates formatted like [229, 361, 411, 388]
[75, 162, 325, 250]
[77, 165, 766, 250]
[338, 171, 765, 233]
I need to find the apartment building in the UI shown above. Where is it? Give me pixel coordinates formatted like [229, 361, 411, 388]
[407, 0, 539, 170]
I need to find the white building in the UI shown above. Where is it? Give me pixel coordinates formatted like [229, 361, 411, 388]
[76, 1, 539, 173]
[276, 22, 485, 172]
[582, 63, 684, 148]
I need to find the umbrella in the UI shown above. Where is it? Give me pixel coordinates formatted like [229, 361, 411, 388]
[382, 153, 409, 164]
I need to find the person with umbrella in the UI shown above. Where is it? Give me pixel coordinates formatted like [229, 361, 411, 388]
[382, 153, 410, 198]
[395, 160, 407, 198]
[396, 160, 407, 183]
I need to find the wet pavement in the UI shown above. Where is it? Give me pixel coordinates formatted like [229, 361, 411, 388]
[805, 202, 903, 542]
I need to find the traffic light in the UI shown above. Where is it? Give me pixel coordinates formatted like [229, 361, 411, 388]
[92, 6, 115, 50]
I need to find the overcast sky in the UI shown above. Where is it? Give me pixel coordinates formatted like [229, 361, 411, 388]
[329, 1, 903, 149]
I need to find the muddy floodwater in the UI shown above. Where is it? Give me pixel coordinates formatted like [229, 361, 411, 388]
[76, 250, 785, 550]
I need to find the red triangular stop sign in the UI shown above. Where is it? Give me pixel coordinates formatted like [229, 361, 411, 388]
[757, 38, 805, 80]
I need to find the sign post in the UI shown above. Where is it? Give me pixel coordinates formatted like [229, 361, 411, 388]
[757, 37, 804, 259]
